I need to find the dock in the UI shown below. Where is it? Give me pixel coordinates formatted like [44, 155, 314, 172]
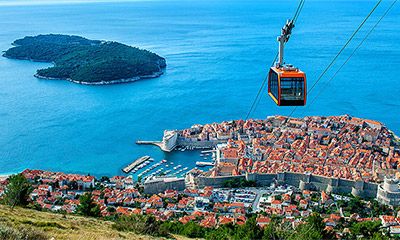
[136, 140, 164, 148]
[201, 150, 215, 154]
[196, 161, 215, 167]
[122, 155, 151, 173]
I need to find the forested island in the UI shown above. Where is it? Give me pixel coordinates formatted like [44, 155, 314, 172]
[3, 34, 166, 85]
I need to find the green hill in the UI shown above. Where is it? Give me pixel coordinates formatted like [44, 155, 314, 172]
[0, 205, 191, 240]
[3, 34, 166, 84]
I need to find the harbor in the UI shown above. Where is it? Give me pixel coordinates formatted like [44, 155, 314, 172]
[122, 155, 151, 173]
[123, 147, 217, 182]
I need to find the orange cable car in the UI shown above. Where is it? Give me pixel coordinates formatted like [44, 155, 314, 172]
[268, 19, 306, 106]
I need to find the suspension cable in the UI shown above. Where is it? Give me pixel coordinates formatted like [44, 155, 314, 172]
[287, 0, 383, 118]
[245, 0, 305, 120]
[252, 0, 305, 114]
[304, 0, 397, 111]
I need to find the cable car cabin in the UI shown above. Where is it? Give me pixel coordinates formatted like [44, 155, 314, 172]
[267, 19, 306, 106]
[268, 65, 306, 106]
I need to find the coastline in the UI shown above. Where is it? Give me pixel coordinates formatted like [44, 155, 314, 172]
[0, 173, 12, 181]
[3, 54, 165, 85]
[33, 70, 164, 85]
[3, 43, 166, 86]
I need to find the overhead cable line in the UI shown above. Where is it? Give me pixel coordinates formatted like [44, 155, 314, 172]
[304, 0, 397, 111]
[287, 0, 383, 118]
[245, 0, 305, 120]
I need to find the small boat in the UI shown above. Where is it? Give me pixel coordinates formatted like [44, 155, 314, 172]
[196, 161, 215, 167]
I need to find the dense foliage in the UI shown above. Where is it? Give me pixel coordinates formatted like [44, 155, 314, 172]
[4, 34, 166, 83]
[111, 212, 392, 240]
[3, 174, 32, 209]
[76, 192, 101, 217]
[222, 179, 257, 188]
[336, 196, 392, 218]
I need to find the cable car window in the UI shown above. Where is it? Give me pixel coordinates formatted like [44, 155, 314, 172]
[270, 71, 279, 99]
[280, 77, 304, 100]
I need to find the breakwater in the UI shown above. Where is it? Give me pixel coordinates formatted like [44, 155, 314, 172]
[197, 172, 379, 199]
[122, 155, 150, 173]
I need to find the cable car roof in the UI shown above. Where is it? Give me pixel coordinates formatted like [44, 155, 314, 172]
[270, 66, 305, 77]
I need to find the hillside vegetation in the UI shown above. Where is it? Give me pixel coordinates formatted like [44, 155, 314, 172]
[0, 205, 155, 240]
[3, 34, 166, 84]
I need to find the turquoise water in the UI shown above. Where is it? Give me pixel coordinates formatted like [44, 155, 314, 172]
[0, 0, 399, 177]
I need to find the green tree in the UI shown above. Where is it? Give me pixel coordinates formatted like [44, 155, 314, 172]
[181, 221, 205, 238]
[231, 216, 263, 240]
[76, 193, 100, 217]
[350, 221, 383, 239]
[262, 220, 281, 240]
[3, 174, 32, 209]
[289, 213, 335, 240]
[205, 224, 233, 240]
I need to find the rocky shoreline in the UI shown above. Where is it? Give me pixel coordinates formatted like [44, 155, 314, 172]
[34, 70, 164, 85]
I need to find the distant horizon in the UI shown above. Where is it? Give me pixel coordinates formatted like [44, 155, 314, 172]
[0, 0, 157, 7]
[0, 0, 377, 7]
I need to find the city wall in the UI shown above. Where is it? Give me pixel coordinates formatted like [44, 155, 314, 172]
[197, 172, 378, 198]
[197, 175, 246, 187]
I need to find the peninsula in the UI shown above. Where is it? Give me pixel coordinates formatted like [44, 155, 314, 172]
[3, 34, 166, 85]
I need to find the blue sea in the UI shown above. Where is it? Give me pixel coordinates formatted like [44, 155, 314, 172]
[0, 0, 399, 177]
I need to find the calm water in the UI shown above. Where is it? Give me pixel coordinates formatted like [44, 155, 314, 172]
[0, 0, 399, 177]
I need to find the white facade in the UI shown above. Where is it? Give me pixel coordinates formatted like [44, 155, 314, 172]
[161, 130, 178, 152]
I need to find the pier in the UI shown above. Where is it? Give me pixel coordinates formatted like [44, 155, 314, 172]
[201, 150, 215, 154]
[122, 155, 150, 173]
[136, 140, 163, 148]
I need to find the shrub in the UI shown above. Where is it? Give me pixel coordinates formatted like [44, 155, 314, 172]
[0, 223, 47, 240]
[112, 215, 168, 237]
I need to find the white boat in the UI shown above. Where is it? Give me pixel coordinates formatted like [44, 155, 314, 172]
[196, 161, 215, 167]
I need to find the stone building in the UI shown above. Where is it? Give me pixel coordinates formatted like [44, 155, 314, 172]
[377, 177, 400, 207]
[144, 176, 185, 194]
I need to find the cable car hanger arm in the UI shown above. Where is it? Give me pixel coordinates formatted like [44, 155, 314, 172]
[277, 19, 295, 68]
